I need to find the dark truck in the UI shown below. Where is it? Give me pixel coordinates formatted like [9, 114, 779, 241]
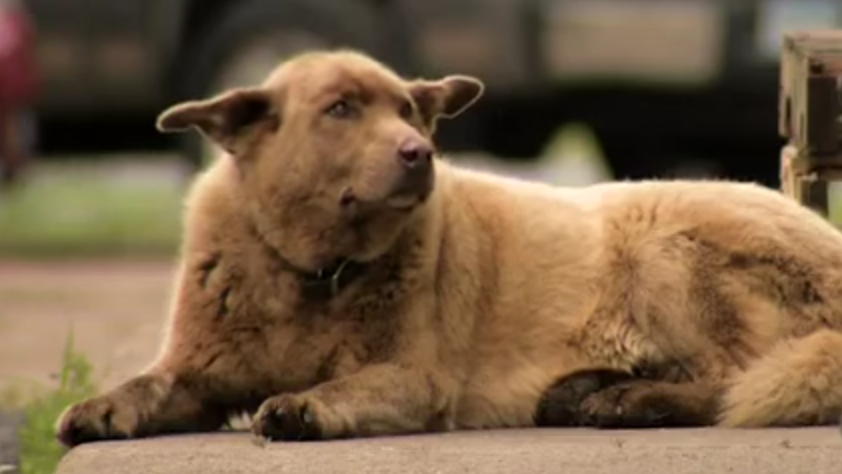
[22, 0, 842, 186]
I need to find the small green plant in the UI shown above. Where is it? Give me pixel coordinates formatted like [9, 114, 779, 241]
[16, 329, 98, 474]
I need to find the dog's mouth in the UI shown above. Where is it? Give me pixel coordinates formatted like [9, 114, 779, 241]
[385, 181, 433, 210]
[341, 172, 434, 211]
[340, 187, 426, 211]
[385, 192, 424, 210]
[386, 169, 434, 208]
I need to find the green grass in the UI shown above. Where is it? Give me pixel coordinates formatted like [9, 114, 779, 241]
[0, 330, 99, 474]
[0, 159, 185, 258]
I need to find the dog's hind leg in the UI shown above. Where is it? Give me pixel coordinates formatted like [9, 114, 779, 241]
[534, 369, 636, 427]
[576, 379, 721, 428]
[535, 369, 721, 428]
[719, 328, 842, 427]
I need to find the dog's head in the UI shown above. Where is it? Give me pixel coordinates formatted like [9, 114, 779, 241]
[156, 50, 483, 269]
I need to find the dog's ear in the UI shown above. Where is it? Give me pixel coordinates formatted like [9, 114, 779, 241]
[408, 75, 484, 126]
[156, 87, 275, 156]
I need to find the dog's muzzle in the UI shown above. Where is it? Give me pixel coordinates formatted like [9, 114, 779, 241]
[389, 138, 434, 203]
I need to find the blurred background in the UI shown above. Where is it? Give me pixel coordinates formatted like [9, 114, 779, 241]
[3, 0, 842, 432]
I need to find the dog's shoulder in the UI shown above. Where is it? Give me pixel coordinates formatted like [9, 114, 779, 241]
[180, 158, 252, 252]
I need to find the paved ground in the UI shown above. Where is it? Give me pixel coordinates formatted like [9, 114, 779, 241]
[56, 428, 842, 474]
[0, 412, 21, 474]
[0, 259, 175, 395]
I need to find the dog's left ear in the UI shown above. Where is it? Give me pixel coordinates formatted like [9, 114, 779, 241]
[156, 87, 275, 156]
[409, 75, 484, 126]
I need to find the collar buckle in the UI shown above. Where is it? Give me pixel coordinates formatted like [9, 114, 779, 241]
[327, 258, 351, 298]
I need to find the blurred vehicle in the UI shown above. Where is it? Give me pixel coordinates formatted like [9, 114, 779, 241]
[20, 0, 842, 186]
[0, 0, 38, 189]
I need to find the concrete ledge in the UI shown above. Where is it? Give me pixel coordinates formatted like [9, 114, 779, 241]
[56, 428, 842, 474]
[0, 412, 22, 474]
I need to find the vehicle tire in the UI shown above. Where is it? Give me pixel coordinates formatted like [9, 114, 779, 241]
[174, 0, 384, 171]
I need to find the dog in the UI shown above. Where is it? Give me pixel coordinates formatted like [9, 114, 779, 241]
[57, 49, 842, 446]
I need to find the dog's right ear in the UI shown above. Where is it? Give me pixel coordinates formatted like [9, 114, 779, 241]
[408, 75, 484, 127]
[156, 87, 276, 156]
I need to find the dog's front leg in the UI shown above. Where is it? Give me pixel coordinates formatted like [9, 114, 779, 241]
[56, 368, 228, 447]
[252, 363, 452, 441]
[57, 258, 238, 447]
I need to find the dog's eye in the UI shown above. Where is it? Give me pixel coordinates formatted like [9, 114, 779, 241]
[326, 99, 353, 119]
[399, 100, 414, 120]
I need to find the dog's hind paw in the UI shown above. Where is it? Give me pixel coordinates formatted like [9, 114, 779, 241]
[534, 369, 635, 427]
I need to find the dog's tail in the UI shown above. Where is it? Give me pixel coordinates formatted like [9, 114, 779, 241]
[718, 329, 842, 427]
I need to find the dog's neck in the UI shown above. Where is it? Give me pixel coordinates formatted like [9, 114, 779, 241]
[272, 251, 369, 300]
[247, 219, 370, 300]
[245, 168, 449, 301]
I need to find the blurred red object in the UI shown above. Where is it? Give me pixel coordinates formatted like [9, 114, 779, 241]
[0, 0, 38, 106]
[0, 0, 38, 188]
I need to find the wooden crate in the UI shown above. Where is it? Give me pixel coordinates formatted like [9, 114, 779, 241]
[779, 30, 842, 216]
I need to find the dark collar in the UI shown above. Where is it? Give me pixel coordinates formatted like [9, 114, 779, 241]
[250, 222, 370, 300]
[274, 253, 369, 300]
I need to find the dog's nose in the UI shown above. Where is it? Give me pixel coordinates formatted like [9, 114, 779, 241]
[397, 139, 433, 169]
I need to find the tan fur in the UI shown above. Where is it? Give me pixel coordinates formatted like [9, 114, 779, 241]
[57, 50, 842, 445]
[720, 329, 842, 426]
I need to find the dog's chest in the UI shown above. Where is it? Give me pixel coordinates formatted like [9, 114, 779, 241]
[193, 244, 409, 395]
[221, 278, 403, 392]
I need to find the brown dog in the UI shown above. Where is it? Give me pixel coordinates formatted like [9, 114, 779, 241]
[57, 50, 842, 446]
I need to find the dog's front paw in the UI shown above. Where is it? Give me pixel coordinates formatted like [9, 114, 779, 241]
[580, 382, 671, 428]
[56, 395, 143, 447]
[252, 394, 324, 441]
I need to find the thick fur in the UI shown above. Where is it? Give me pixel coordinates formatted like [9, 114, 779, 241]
[57, 50, 842, 446]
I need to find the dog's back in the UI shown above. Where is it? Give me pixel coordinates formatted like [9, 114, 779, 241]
[434, 168, 842, 428]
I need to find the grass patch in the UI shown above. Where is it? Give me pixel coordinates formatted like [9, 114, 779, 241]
[1, 330, 99, 474]
[0, 158, 185, 259]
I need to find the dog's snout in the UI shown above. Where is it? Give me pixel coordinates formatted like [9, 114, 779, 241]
[387, 136, 435, 205]
[398, 139, 433, 169]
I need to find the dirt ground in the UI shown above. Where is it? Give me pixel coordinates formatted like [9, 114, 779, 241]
[0, 258, 177, 396]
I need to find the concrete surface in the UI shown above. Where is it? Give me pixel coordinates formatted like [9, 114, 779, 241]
[0, 259, 173, 395]
[0, 412, 21, 474]
[57, 428, 842, 474]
